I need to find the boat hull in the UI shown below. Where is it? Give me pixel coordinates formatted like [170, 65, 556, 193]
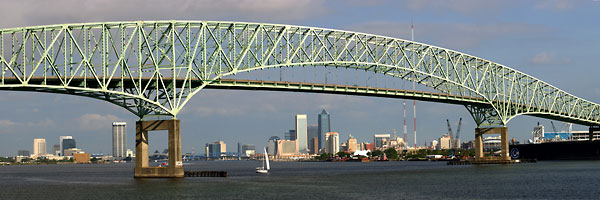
[509, 140, 600, 160]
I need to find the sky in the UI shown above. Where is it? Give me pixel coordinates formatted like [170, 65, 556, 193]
[0, 0, 599, 156]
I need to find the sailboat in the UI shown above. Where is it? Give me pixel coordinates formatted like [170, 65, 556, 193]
[256, 147, 270, 174]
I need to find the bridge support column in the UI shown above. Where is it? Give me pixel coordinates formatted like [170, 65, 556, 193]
[475, 127, 509, 161]
[134, 119, 184, 178]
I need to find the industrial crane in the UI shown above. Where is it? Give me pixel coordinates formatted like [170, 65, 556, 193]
[446, 119, 454, 149]
[446, 118, 462, 149]
[455, 118, 462, 149]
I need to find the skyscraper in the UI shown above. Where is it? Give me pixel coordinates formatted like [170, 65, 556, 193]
[307, 124, 318, 154]
[374, 134, 391, 149]
[62, 139, 76, 154]
[267, 136, 280, 155]
[325, 132, 339, 154]
[296, 114, 308, 153]
[318, 109, 330, 151]
[347, 134, 357, 153]
[112, 122, 127, 158]
[59, 136, 72, 156]
[206, 141, 226, 158]
[33, 138, 47, 157]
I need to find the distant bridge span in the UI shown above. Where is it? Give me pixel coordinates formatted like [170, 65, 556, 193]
[1, 21, 598, 174]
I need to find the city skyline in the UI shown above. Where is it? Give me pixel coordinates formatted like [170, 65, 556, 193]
[0, 1, 599, 156]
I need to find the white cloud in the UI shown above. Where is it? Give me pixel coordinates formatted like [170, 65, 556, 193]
[534, 0, 577, 11]
[0, 0, 327, 28]
[345, 21, 549, 50]
[0, 120, 18, 127]
[75, 114, 122, 131]
[529, 52, 572, 66]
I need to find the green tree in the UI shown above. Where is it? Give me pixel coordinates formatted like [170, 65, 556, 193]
[384, 148, 399, 160]
[371, 150, 383, 157]
[336, 151, 351, 158]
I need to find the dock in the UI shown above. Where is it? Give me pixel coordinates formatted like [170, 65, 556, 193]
[184, 171, 227, 177]
[447, 159, 536, 165]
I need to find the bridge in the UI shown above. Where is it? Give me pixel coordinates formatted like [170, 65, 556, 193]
[1, 21, 599, 177]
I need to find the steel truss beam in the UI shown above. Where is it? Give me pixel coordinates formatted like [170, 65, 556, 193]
[0, 21, 598, 126]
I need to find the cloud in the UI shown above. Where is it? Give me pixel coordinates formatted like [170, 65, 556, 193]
[0, 120, 18, 127]
[528, 52, 572, 66]
[534, 0, 577, 11]
[0, 0, 327, 28]
[75, 114, 122, 131]
[404, 0, 510, 15]
[345, 21, 550, 50]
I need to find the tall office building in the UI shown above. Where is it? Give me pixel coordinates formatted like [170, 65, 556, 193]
[59, 136, 72, 156]
[33, 138, 47, 157]
[347, 134, 357, 153]
[206, 141, 226, 158]
[285, 130, 296, 140]
[52, 144, 60, 156]
[374, 134, 391, 149]
[307, 125, 318, 154]
[318, 109, 330, 151]
[112, 122, 127, 158]
[62, 139, 76, 155]
[325, 132, 339, 154]
[267, 136, 280, 155]
[296, 114, 308, 153]
[18, 150, 30, 156]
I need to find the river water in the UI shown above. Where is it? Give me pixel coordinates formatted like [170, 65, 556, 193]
[1, 160, 599, 199]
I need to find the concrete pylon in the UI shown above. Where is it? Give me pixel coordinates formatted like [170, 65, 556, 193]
[134, 119, 184, 178]
[475, 127, 509, 161]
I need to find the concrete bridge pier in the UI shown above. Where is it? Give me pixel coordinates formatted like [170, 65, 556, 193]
[475, 127, 510, 161]
[134, 119, 184, 178]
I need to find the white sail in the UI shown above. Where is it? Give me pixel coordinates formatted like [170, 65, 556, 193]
[264, 147, 270, 170]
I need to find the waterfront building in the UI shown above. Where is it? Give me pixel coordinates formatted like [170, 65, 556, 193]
[438, 134, 451, 150]
[126, 149, 134, 157]
[17, 150, 30, 157]
[307, 125, 318, 154]
[205, 141, 226, 158]
[310, 138, 319, 154]
[59, 136, 72, 156]
[52, 144, 60, 156]
[62, 139, 76, 155]
[296, 114, 308, 153]
[33, 138, 47, 157]
[318, 109, 330, 151]
[374, 134, 391, 149]
[73, 153, 90, 163]
[341, 142, 348, 152]
[285, 130, 296, 140]
[276, 140, 298, 156]
[241, 144, 255, 157]
[64, 148, 84, 156]
[112, 122, 127, 158]
[325, 132, 339, 154]
[431, 140, 439, 150]
[347, 134, 357, 153]
[362, 142, 374, 151]
[267, 136, 280, 155]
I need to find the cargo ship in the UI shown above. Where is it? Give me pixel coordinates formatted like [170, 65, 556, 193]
[509, 123, 600, 160]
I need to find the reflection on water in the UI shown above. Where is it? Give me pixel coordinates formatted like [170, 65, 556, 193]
[1, 160, 600, 199]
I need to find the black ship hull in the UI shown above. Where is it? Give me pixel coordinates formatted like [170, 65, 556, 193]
[509, 140, 600, 160]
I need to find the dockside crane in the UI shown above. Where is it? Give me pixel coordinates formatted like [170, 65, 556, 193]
[455, 118, 462, 149]
[550, 121, 558, 133]
[446, 119, 454, 148]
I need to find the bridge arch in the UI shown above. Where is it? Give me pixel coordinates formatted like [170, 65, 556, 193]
[0, 21, 598, 127]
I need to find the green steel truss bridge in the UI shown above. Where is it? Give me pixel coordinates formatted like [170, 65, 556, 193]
[1, 20, 598, 127]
